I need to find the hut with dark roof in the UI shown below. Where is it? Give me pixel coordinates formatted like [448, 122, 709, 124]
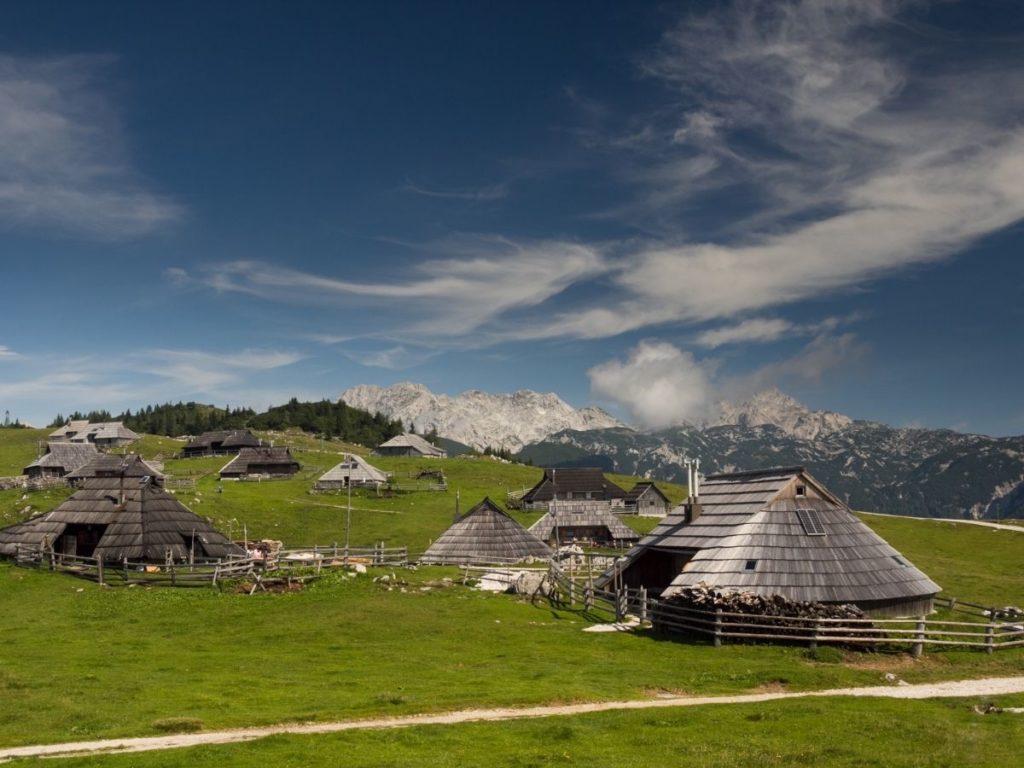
[0, 457, 244, 562]
[49, 420, 139, 447]
[520, 468, 627, 511]
[614, 466, 940, 618]
[66, 453, 164, 485]
[219, 447, 300, 479]
[182, 429, 261, 458]
[315, 454, 389, 490]
[419, 497, 551, 565]
[375, 434, 447, 459]
[24, 442, 99, 480]
[623, 481, 671, 516]
[529, 502, 640, 548]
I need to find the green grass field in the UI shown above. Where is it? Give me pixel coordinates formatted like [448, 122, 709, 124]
[19, 695, 1024, 768]
[0, 430, 1022, 763]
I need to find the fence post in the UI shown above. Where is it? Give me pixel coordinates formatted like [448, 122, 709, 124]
[985, 622, 995, 654]
[96, 557, 104, 587]
[639, 586, 648, 624]
[615, 587, 625, 622]
[809, 617, 818, 653]
[170, 560, 176, 587]
[714, 608, 723, 648]
[568, 557, 575, 606]
[584, 585, 593, 612]
[123, 557, 129, 583]
[912, 616, 925, 658]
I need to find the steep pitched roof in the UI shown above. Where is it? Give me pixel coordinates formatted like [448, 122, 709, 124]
[377, 433, 447, 457]
[0, 476, 244, 561]
[627, 467, 939, 605]
[24, 442, 99, 475]
[184, 430, 260, 453]
[522, 468, 627, 504]
[50, 421, 139, 443]
[528, 504, 640, 545]
[623, 481, 670, 506]
[419, 497, 551, 565]
[316, 454, 389, 487]
[67, 453, 164, 482]
[219, 446, 299, 477]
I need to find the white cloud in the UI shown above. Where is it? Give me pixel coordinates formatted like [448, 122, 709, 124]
[0, 55, 181, 238]
[402, 181, 510, 201]
[197, 236, 609, 340]
[589, 341, 716, 429]
[0, 345, 17, 359]
[693, 313, 861, 348]
[138, 349, 303, 390]
[590, 334, 868, 428]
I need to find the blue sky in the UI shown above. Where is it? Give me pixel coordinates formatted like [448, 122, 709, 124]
[1, 0, 1023, 436]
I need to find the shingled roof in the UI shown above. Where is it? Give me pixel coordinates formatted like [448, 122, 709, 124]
[376, 433, 447, 458]
[315, 454, 390, 489]
[529, 503, 640, 546]
[219, 447, 300, 478]
[521, 468, 627, 505]
[419, 497, 551, 565]
[67, 453, 164, 483]
[24, 442, 99, 477]
[0, 472, 244, 562]
[182, 430, 261, 456]
[617, 466, 940, 616]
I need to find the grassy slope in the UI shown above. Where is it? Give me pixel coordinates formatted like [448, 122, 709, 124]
[25, 695, 1024, 768]
[0, 430, 1022, 757]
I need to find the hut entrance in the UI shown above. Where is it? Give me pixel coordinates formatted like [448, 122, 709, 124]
[621, 547, 693, 590]
[59, 524, 107, 558]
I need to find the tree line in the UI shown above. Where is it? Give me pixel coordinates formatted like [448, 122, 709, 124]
[48, 398, 410, 448]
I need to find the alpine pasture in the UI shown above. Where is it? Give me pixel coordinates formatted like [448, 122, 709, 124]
[0, 428, 1021, 766]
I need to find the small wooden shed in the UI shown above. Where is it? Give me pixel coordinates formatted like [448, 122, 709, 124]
[529, 502, 640, 548]
[419, 497, 551, 565]
[23, 442, 99, 480]
[375, 434, 447, 459]
[182, 430, 261, 458]
[520, 467, 626, 511]
[622, 481, 671, 516]
[219, 447, 300, 479]
[315, 454, 390, 490]
[0, 460, 244, 562]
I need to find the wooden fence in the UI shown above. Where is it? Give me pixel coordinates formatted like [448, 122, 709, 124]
[272, 543, 409, 570]
[543, 563, 1024, 654]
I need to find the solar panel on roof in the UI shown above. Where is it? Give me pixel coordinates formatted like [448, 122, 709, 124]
[795, 508, 826, 536]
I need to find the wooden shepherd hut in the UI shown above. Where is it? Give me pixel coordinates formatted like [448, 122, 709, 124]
[219, 447, 300, 479]
[613, 466, 940, 618]
[0, 456, 244, 562]
[182, 429, 261, 458]
[375, 434, 447, 459]
[315, 454, 389, 490]
[419, 497, 551, 565]
[23, 442, 99, 480]
[520, 467, 627, 511]
[49, 420, 139, 447]
[529, 502, 640, 548]
[622, 481, 671, 516]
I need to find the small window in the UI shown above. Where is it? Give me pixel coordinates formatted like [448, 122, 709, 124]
[745, 560, 757, 571]
[795, 484, 807, 497]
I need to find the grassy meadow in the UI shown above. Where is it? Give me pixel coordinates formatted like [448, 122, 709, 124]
[0, 428, 1021, 763]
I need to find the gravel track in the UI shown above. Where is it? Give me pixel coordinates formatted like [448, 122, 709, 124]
[2, 676, 1022, 762]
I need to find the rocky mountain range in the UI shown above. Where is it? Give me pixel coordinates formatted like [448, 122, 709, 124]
[340, 382, 1024, 520]
[339, 382, 623, 453]
[519, 390, 1024, 521]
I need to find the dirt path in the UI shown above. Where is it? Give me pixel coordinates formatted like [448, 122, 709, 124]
[2, 676, 1022, 762]
[859, 511, 1024, 532]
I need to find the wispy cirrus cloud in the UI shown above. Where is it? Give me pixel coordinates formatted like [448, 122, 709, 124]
[0, 345, 17, 359]
[186, 235, 609, 340]
[402, 180, 510, 201]
[137, 349, 304, 390]
[0, 55, 181, 238]
[693, 313, 862, 348]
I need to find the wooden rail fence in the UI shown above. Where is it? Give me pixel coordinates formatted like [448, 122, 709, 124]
[543, 563, 1024, 654]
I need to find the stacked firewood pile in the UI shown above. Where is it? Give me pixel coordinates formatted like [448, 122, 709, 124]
[659, 583, 874, 643]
